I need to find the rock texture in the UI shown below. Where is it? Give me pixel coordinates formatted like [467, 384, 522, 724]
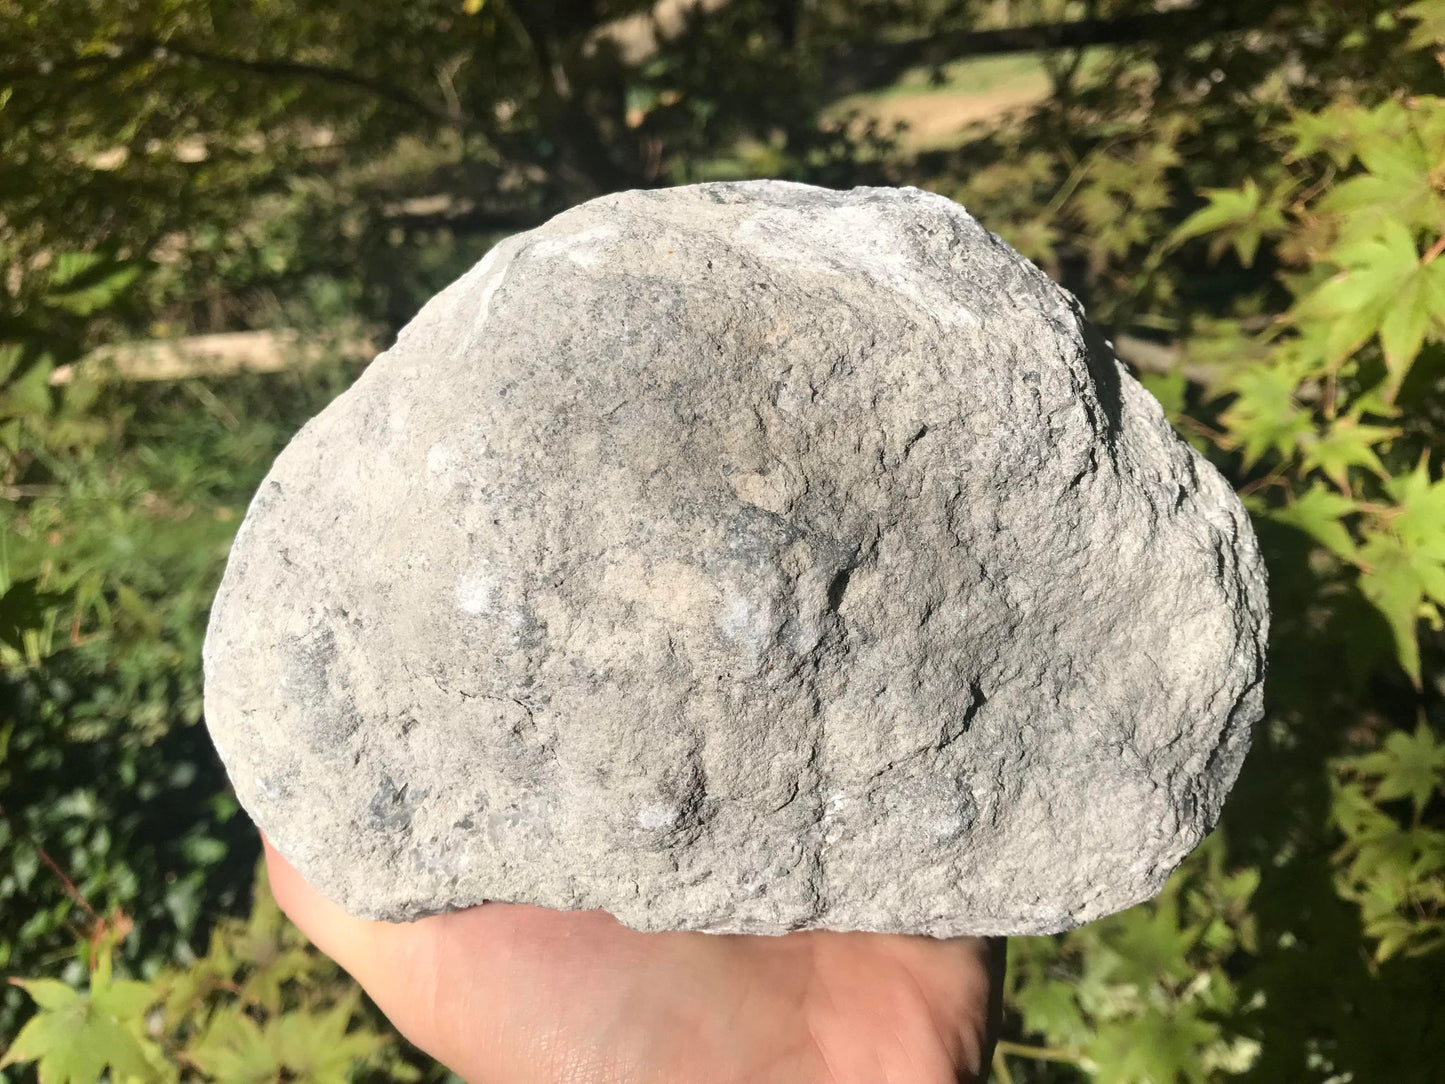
[203, 181, 1268, 936]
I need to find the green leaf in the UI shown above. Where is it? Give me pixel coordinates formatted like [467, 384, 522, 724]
[1, 971, 161, 1084]
[1266, 483, 1359, 560]
[0, 579, 63, 653]
[270, 997, 386, 1084]
[0, 342, 29, 384]
[0, 352, 56, 422]
[1298, 416, 1396, 489]
[1013, 979, 1089, 1048]
[237, 946, 321, 1013]
[1358, 528, 1445, 685]
[1333, 779, 1396, 838]
[1220, 361, 1313, 466]
[186, 1008, 281, 1084]
[43, 253, 142, 317]
[1321, 128, 1445, 239]
[1171, 179, 1287, 266]
[1298, 221, 1445, 390]
[1139, 369, 1187, 422]
[1374, 917, 1427, 962]
[1386, 459, 1445, 559]
[8, 979, 81, 1013]
[1349, 725, 1445, 814]
[92, 978, 157, 1020]
[1086, 1004, 1219, 1084]
[1289, 103, 1369, 166]
[186, 999, 384, 1084]
[45, 252, 109, 291]
[1100, 900, 1198, 988]
[1353, 460, 1445, 682]
[1404, 1, 1445, 49]
[1379, 263, 1445, 378]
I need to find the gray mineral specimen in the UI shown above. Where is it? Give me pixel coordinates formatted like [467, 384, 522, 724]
[203, 181, 1268, 937]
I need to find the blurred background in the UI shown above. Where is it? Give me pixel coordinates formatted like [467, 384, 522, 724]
[2, 1, 1444, 1080]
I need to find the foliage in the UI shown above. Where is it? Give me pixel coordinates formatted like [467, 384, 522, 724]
[4, 956, 163, 1084]
[948, 4, 1445, 1079]
[3, 0, 1444, 1082]
[1333, 724, 1445, 959]
[1, 863, 399, 1083]
[1182, 87, 1445, 983]
[0, 251, 361, 1044]
[998, 837, 1264, 1083]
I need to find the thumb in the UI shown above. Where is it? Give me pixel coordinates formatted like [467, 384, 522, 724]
[260, 838, 644, 1083]
[261, 840, 465, 1070]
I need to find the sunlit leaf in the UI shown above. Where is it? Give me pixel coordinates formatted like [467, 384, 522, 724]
[1219, 361, 1313, 466]
[1, 969, 162, 1084]
[1171, 179, 1287, 266]
[1086, 1004, 1218, 1084]
[1403, 0, 1445, 48]
[1358, 527, 1445, 685]
[43, 253, 142, 317]
[1265, 483, 1359, 560]
[1297, 220, 1445, 390]
[1298, 416, 1396, 489]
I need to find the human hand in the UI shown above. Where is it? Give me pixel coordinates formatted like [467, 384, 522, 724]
[265, 840, 1003, 1084]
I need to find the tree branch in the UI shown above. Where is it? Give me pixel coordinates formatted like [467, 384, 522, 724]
[0, 39, 456, 126]
[147, 39, 458, 124]
[825, 6, 1265, 96]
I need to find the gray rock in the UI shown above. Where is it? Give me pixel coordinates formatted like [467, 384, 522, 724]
[203, 181, 1268, 936]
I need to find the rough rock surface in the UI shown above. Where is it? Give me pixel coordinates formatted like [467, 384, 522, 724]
[203, 181, 1268, 936]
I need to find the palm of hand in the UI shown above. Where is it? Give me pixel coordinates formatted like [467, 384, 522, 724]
[266, 844, 1001, 1084]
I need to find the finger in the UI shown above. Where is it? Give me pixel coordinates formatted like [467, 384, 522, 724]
[936, 935, 1004, 1076]
[978, 937, 1007, 1075]
[262, 838, 419, 986]
[786, 930, 999, 1083]
[873, 932, 1001, 1078]
[262, 840, 463, 1066]
[261, 839, 649, 1082]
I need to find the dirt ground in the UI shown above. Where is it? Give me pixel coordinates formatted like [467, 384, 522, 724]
[833, 75, 1050, 149]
